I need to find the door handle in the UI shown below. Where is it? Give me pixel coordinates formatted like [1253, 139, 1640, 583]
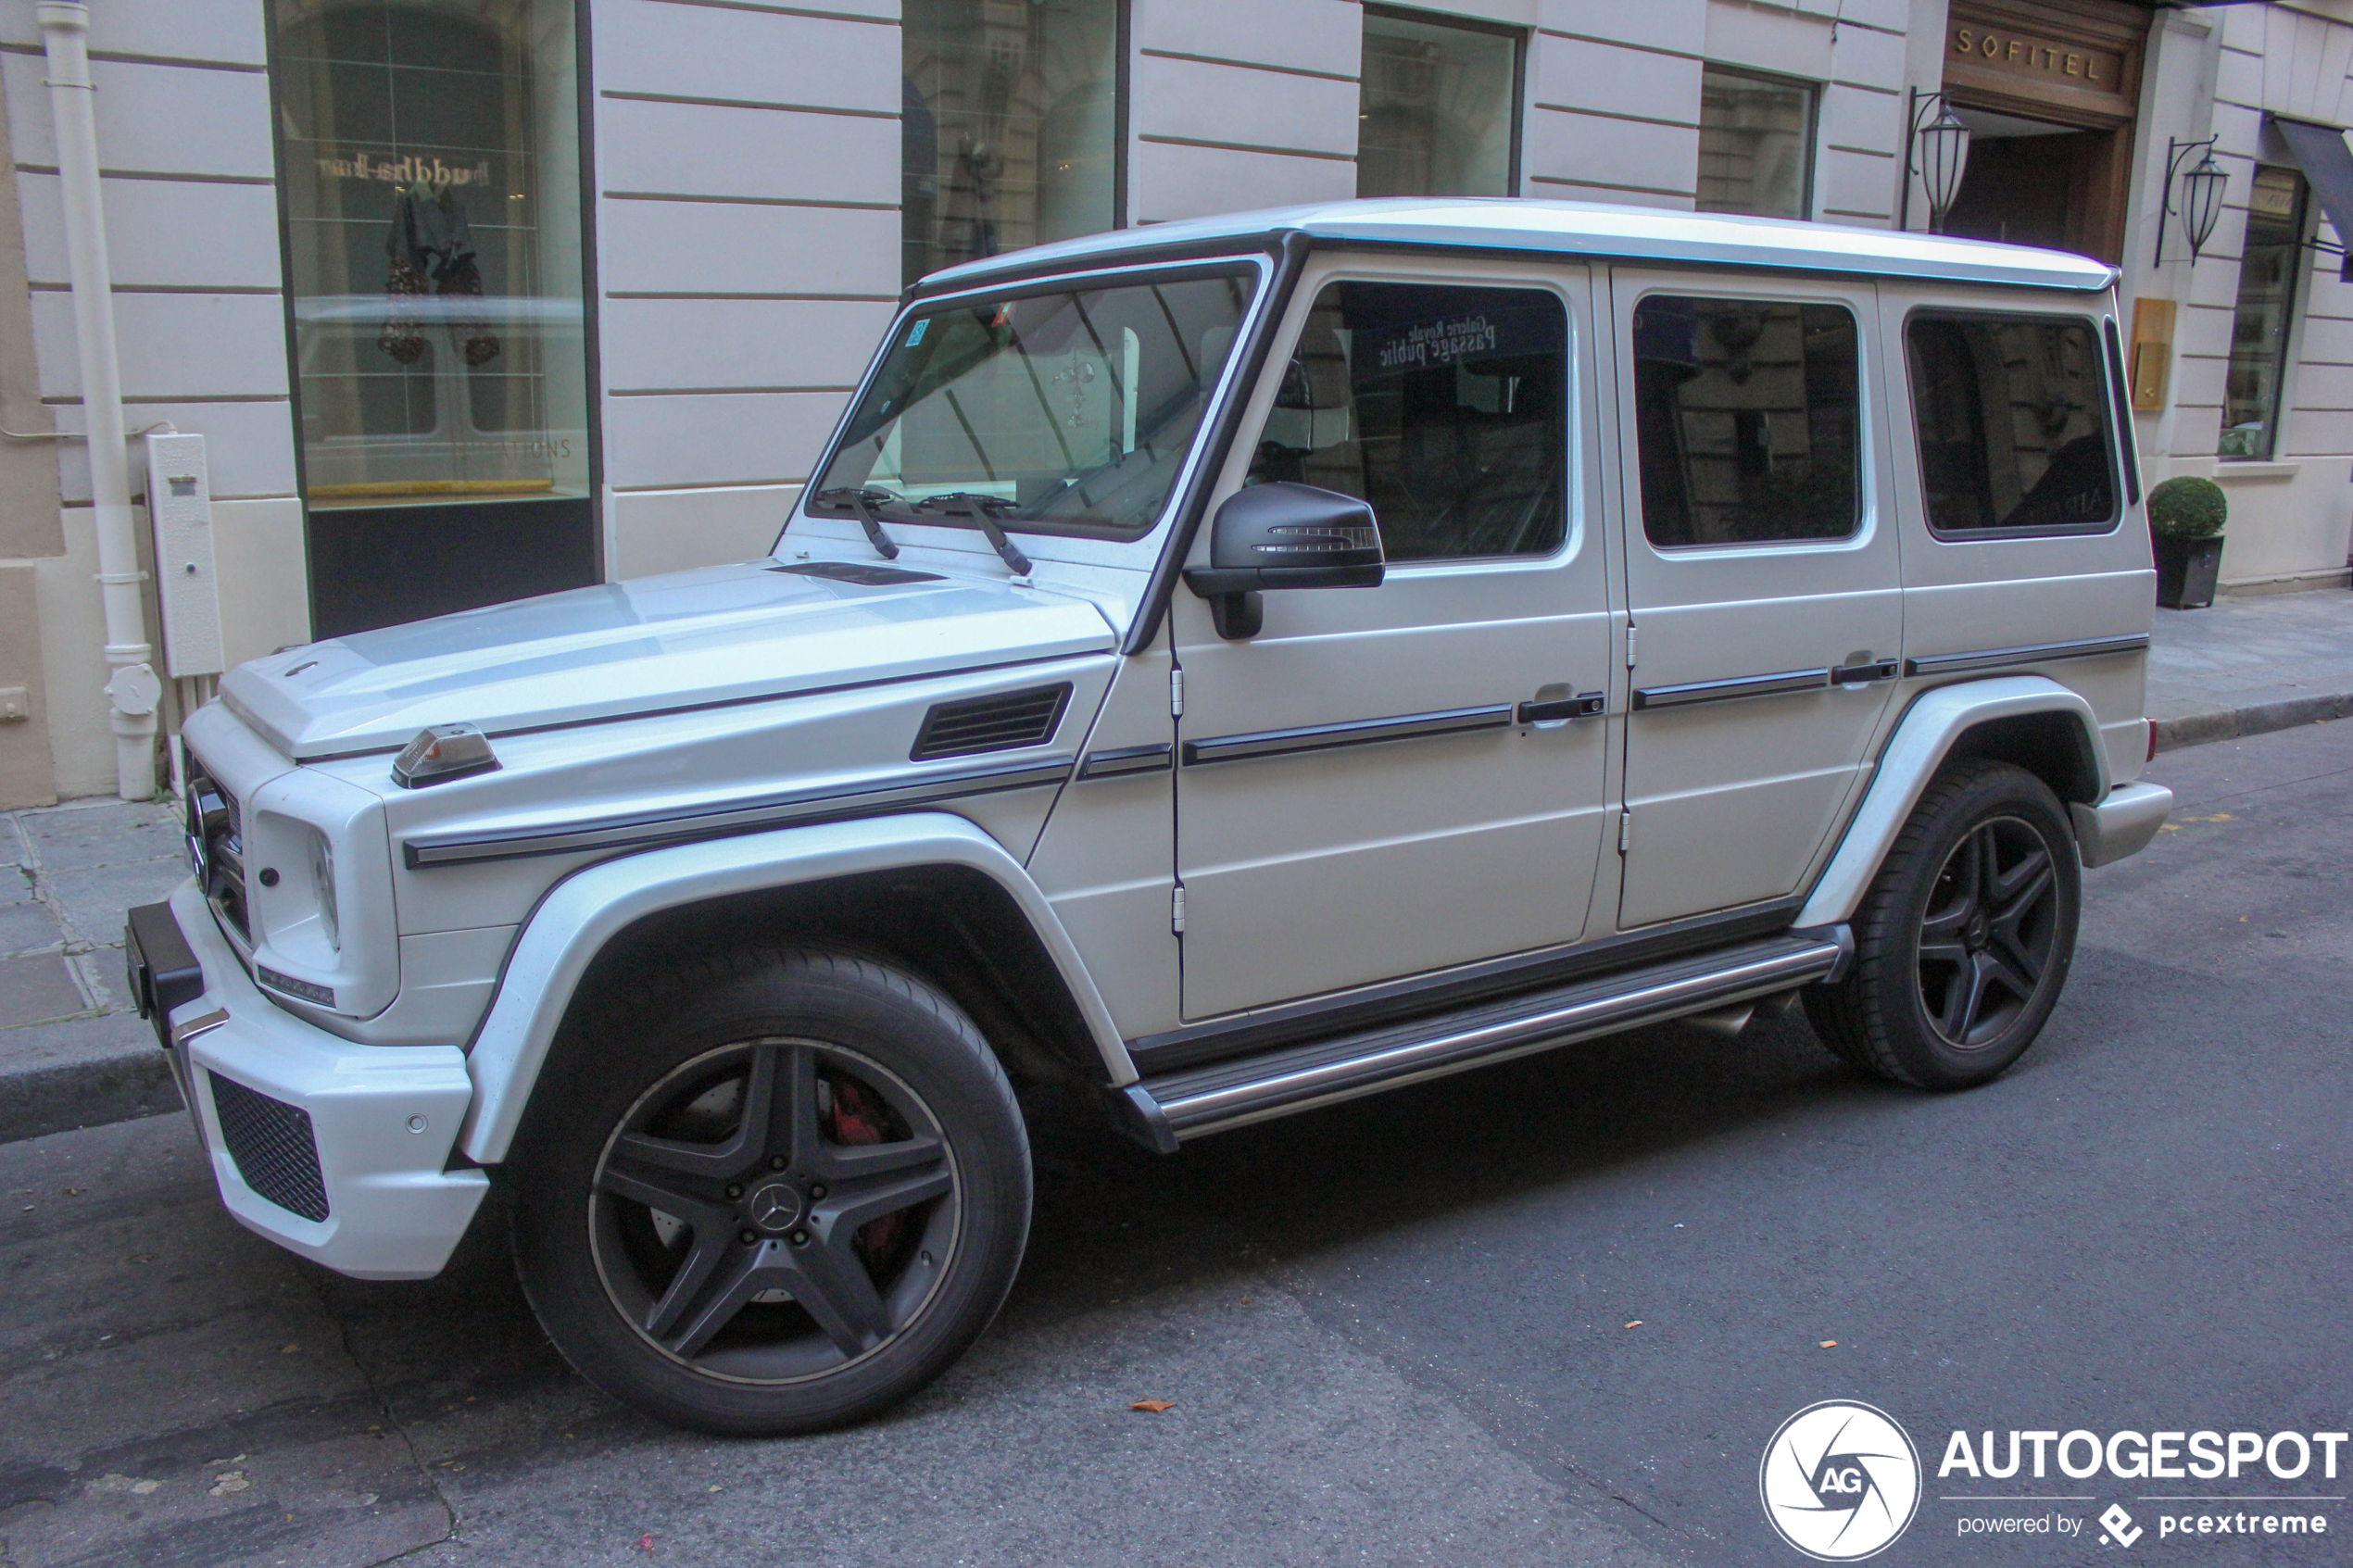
[1830, 659, 1899, 684]
[1516, 691, 1606, 723]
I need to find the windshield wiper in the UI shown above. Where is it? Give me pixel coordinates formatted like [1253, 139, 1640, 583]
[811, 486, 901, 560]
[912, 492, 1032, 576]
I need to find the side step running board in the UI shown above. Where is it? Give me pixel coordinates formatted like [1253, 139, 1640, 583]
[1115, 932, 1846, 1152]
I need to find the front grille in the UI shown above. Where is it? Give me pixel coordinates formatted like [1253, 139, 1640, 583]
[910, 684, 1073, 761]
[208, 1071, 330, 1222]
[184, 759, 247, 940]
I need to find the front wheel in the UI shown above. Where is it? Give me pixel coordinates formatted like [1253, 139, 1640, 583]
[510, 946, 1031, 1436]
[1806, 759, 2081, 1090]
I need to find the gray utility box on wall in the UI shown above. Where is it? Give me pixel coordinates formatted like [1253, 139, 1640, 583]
[145, 433, 224, 678]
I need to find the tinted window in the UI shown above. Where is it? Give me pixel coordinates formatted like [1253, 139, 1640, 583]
[1246, 282, 1566, 561]
[1632, 297, 1859, 547]
[1906, 312, 2117, 533]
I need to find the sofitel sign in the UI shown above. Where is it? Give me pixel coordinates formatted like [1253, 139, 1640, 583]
[1950, 25, 2125, 92]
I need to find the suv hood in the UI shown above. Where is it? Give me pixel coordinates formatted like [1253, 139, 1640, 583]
[221, 559, 1118, 760]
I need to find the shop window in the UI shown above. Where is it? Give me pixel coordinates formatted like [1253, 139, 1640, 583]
[2221, 165, 2310, 460]
[1632, 296, 1859, 548]
[271, 0, 594, 635]
[1357, 7, 1522, 199]
[1696, 67, 1816, 220]
[1245, 282, 1566, 561]
[1906, 312, 2118, 535]
[902, 0, 1120, 288]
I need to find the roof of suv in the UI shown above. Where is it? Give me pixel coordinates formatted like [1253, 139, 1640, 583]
[918, 196, 2119, 297]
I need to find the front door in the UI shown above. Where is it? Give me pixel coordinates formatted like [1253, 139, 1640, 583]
[1609, 270, 1904, 931]
[1172, 262, 1614, 1020]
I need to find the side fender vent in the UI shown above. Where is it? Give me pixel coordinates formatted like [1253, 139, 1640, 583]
[912, 684, 1073, 761]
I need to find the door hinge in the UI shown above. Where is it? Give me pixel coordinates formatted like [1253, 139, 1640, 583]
[1618, 810, 1632, 855]
[1171, 883, 1187, 934]
[1169, 668, 1185, 718]
[1625, 624, 1638, 668]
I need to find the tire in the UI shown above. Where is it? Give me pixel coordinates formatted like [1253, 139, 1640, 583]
[510, 945, 1031, 1436]
[1805, 759, 2081, 1091]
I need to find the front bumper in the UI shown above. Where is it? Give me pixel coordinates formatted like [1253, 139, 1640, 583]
[126, 883, 487, 1280]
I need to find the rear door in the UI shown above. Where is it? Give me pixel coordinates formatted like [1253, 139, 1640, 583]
[1607, 270, 1904, 931]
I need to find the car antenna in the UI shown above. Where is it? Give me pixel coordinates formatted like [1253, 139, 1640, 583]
[811, 486, 900, 560]
[915, 492, 1032, 576]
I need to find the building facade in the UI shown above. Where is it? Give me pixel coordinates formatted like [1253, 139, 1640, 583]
[0, 0, 2346, 805]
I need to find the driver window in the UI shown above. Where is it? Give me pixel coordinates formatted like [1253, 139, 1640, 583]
[1246, 281, 1567, 561]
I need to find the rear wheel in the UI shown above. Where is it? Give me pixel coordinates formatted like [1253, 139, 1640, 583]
[1806, 759, 2080, 1090]
[510, 946, 1030, 1435]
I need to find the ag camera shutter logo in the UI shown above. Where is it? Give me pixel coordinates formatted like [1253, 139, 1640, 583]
[1761, 1400, 1923, 1560]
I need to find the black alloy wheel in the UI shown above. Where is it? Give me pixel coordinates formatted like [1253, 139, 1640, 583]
[1914, 815, 2061, 1050]
[591, 1037, 959, 1380]
[1806, 759, 2082, 1090]
[512, 947, 1031, 1436]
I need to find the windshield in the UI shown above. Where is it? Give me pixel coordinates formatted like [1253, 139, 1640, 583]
[807, 267, 1259, 542]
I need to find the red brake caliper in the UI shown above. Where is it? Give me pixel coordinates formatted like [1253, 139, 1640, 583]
[823, 1076, 912, 1271]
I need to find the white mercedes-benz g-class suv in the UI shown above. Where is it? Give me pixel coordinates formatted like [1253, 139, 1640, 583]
[126, 198, 2172, 1435]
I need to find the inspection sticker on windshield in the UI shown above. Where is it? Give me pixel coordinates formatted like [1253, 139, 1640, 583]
[906, 319, 929, 346]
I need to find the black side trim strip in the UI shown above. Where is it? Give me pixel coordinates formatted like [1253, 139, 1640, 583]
[1632, 668, 1831, 711]
[1078, 742, 1174, 780]
[1181, 703, 1514, 766]
[402, 755, 1076, 868]
[1903, 633, 2150, 678]
[1126, 896, 1806, 1076]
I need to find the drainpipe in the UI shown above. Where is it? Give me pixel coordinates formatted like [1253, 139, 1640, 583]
[39, 1, 157, 801]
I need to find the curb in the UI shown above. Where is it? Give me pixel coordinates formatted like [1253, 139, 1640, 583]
[0, 1034, 182, 1145]
[2151, 689, 2353, 753]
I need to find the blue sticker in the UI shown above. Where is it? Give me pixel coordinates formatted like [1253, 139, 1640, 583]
[906, 319, 930, 346]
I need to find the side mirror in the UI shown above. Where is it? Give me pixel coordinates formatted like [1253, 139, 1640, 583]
[1183, 482, 1385, 639]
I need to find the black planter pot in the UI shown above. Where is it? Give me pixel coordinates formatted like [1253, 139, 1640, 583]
[2155, 533, 2224, 609]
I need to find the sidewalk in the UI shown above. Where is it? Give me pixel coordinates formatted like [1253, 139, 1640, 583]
[0, 797, 189, 1142]
[6, 586, 2351, 1147]
[2145, 589, 2353, 748]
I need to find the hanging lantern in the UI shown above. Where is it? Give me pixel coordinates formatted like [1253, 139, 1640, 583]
[1918, 103, 1973, 232]
[2182, 153, 2229, 260]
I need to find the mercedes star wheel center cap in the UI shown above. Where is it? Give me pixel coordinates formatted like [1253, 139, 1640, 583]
[747, 1181, 803, 1234]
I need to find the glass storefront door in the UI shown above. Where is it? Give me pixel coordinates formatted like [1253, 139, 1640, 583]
[272, 0, 595, 637]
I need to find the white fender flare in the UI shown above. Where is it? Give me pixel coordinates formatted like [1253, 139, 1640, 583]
[457, 812, 1126, 1164]
[1793, 676, 2145, 930]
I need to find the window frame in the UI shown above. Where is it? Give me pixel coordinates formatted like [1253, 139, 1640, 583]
[1900, 305, 2125, 543]
[1693, 62, 1820, 223]
[900, 0, 1131, 289]
[2219, 163, 2312, 464]
[1627, 287, 1869, 553]
[1358, 3, 1528, 199]
[1242, 269, 1577, 569]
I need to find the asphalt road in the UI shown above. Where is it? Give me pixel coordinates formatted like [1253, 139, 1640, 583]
[3, 719, 2348, 1568]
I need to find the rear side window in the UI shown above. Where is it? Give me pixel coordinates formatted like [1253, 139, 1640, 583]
[1246, 281, 1567, 561]
[1905, 312, 2119, 535]
[1631, 296, 1861, 547]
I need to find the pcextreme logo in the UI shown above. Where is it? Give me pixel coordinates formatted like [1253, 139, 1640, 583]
[1760, 1400, 1925, 1561]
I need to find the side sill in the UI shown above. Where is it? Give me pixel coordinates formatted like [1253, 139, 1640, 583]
[1115, 932, 1843, 1148]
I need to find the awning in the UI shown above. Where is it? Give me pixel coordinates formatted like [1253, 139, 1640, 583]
[2271, 117, 2353, 276]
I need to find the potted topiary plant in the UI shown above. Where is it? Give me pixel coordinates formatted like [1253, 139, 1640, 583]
[2147, 474, 2227, 609]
